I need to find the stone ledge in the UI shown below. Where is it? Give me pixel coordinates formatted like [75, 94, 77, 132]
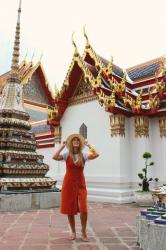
[0, 190, 61, 211]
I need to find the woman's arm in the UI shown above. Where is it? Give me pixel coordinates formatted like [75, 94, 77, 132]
[52, 141, 66, 161]
[85, 141, 99, 160]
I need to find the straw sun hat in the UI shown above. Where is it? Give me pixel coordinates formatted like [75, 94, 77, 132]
[66, 134, 85, 150]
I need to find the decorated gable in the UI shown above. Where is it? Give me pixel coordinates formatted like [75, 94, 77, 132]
[23, 72, 50, 105]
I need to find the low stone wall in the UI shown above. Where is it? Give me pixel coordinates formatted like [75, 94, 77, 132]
[0, 191, 61, 211]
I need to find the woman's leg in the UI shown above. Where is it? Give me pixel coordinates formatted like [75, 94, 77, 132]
[67, 215, 76, 240]
[80, 212, 88, 241]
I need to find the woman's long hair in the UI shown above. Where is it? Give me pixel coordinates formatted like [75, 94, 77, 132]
[68, 139, 84, 167]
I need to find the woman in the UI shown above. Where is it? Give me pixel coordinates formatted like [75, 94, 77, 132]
[53, 133, 99, 241]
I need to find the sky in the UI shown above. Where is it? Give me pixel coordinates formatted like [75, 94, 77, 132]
[0, 0, 166, 92]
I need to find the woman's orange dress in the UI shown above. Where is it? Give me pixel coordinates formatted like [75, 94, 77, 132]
[60, 154, 87, 215]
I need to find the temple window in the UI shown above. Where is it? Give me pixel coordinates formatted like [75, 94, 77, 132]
[79, 123, 87, 139]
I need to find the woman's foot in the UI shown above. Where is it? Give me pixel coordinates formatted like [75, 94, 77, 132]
[81, 232, 88, 242]
[69, 232, 76, 240]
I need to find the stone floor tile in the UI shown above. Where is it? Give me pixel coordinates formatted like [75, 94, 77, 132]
[0, 202, 142, 250]
[21, 246, 47, 250]
[99, 237, 121, 243]
[104, 244, 129, 250]
[77, 245, 101, 250]
[49, 237, 72, 244]
[49, 245, 73, 250]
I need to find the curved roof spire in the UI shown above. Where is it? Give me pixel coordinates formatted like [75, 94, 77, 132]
[83, 25, 90, 48]
[10, 0, 22, 82]
[72, 32, 79, 56]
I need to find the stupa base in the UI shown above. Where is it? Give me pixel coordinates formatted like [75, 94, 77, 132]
[0, 177, 56, 190]
[0, 188, 61, 211]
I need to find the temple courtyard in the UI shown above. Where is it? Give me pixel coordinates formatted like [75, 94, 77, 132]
[0, 202, 141, 250]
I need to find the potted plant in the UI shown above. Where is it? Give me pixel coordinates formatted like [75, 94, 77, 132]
[134, 152, 159, 206]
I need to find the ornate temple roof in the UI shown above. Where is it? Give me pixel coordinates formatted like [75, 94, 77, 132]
[127, 57, 166, 82]
[0, 60, 54, 105]
[49, 35, 166, 126]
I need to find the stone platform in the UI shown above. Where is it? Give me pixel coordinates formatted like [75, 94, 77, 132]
[0, 190, 61, 211]
[0, 202, 141, 250]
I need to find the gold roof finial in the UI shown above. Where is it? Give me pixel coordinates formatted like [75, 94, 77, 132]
[83, 25, 90, 49]
[30, 51, 35, 65]
[39, 51, 43, 63]
[72, 32, 78, 56]
[23, 50, 28, 62]
[107, 56, 113, 74]
[10, 0, 22, 82]
[54, 83, 60, 98]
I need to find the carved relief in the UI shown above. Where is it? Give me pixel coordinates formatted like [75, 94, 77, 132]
[74, 78, 92, 97]
[159, 117, 166, 138]
[135, 116, 149, 137]
[68, 77, 95, 106]
[110, 114, 125, 137]
[54, 126, 61, 144]
[23, 72, 49, 105]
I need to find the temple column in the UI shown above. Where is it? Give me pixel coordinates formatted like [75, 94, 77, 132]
[130, 116, 151, 187]
[109, 114, 132, 202]
[155, 117, 166, 184]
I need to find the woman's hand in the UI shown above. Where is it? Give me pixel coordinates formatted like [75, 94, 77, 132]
[84, 140, 92, 149]
[52, 140, 66, 161]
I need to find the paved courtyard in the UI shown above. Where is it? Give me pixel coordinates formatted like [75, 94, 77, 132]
[0, 202, 141, 250]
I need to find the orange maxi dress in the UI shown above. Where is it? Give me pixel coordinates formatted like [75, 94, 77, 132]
[60, 154, 87, 215]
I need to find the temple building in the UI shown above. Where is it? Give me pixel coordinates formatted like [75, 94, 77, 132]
[48, 32, 166, 203]
[0, 60, 55, 149]
[0, 1, 165, 203]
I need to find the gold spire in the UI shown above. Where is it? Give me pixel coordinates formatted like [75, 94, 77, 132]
[39, 51, 43, 63]
[72, 32, 79, 57]
[83, 25, 90, 49]
[10, 0, 22, 82]
[30, 51, 35, 65]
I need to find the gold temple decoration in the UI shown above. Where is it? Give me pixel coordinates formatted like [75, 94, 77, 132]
[83, 25, 90, 49]
[54, 126, 62, 144]
[72, 32, 79, 57]
[54, 84, 60, 98]
[135, 116, 149, 137]
[104, 90, 116, 111]
[159, 117, 166, 138]
[106, 56, 113, 75]
[47, 106, 59, 122]
[61, 33, 80, 90]
[109, 114, 125, 137]
[82, 29, 105, 71]
[148, 87, 160, 110]
[120, 72, 126, 92]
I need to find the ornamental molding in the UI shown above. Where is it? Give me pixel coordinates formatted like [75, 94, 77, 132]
[54, 125, 62, 144]
[110, 114, 125, 137]
[68, 92, 97, 106]
[135, 116, 149, 137]
[159, 117, 166, 138]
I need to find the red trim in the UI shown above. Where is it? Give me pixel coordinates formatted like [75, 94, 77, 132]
[35, 134, 54, 140]
[36, 66, 54, 106]
[37, 143, 55, 149]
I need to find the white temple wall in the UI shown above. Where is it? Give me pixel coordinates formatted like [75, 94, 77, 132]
[37, 147, 58, 179]
[51, 100, 134, 203]
[38, 103, 166, 203]
[129, 117, 151, 185]
[150, 118, 166, 184]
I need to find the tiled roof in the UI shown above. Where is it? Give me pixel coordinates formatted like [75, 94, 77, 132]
[25, 108, 47, 122]
[31, 124, 51, 134]
[98, 55, 124, 78]
[127, 61, 161, 81]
